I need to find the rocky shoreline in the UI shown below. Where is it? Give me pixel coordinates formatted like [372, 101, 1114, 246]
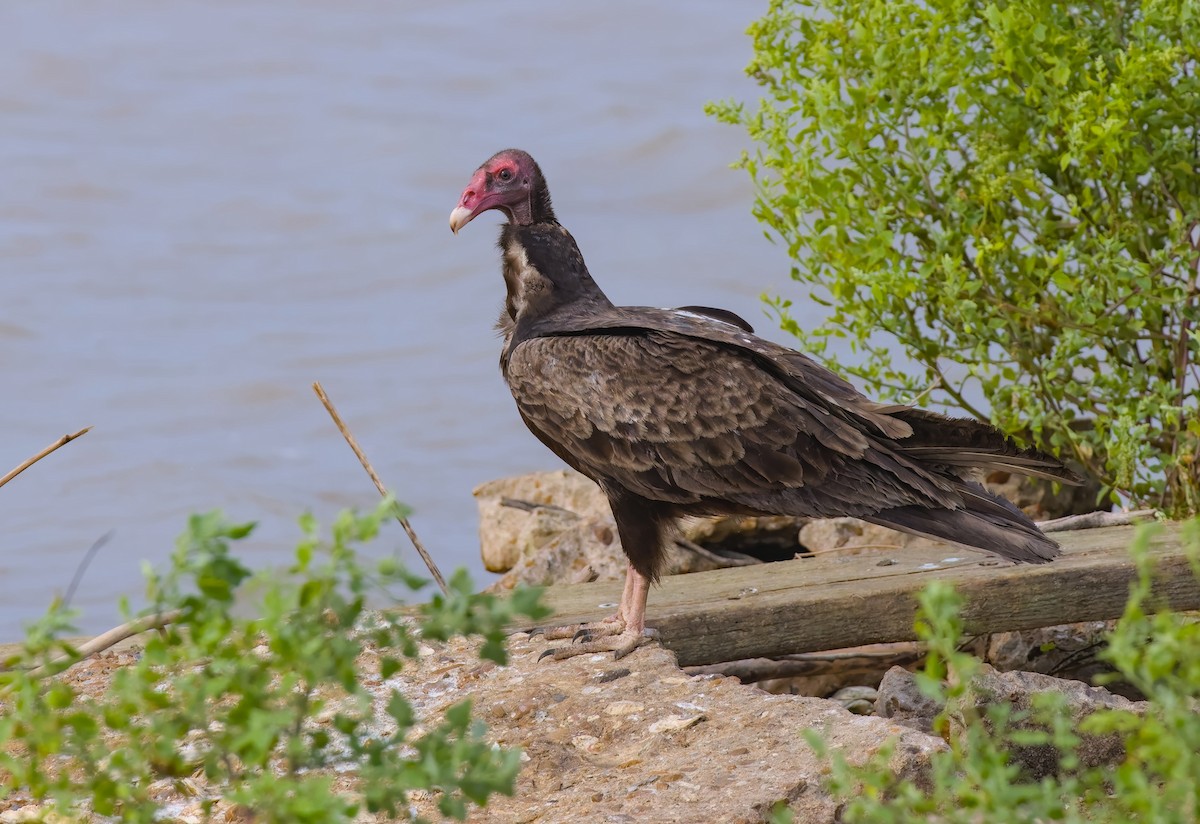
[6, 609, 1144, 823]
[0, 470, 1138, 822]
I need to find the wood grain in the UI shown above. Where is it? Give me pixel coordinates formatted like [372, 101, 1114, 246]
[526, 523, 1197, 667]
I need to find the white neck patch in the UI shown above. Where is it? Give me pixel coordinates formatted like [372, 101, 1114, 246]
[503, 239, 545, 318]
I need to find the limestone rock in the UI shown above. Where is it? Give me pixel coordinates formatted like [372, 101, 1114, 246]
[981, 620, 1124, 692]
[950, 664, 1147, 779]
[482, 510, 764, 592]
[484, 512, 628, 593]
[875, 666, 942, 734]
[877, 662, 1147, 772]
[478, 471, 807, 589]
[474, 470, 609, 572]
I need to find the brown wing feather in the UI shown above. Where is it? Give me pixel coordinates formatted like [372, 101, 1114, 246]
[521, 306, 1079, 487]
[504, 331, 961, 519]
[525, 306, 918, 440]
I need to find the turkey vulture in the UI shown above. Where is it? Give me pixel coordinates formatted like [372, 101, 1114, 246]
[450, 149, 1078, 659]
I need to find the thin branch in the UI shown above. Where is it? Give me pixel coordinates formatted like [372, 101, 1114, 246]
[1037, 509, 1158, 533]
[904, 376, 942, 407]
[11, 609, 183, 681]
[311, 381, 449, 595]
[0, 427, 92, 490]
[673, 538, 762, 569]
[500, 497, 581, 518]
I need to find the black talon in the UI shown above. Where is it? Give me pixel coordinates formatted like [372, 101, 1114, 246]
[528, 627, 545, 638]
[572, 628, 593, 643]
[537, 647, 559, 662]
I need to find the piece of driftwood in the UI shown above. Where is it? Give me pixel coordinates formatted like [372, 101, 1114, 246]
[523, 523, 1197, 668]
[673, 538, 763, 569]
[1038, 509, 1157, 532]
[683, 642, 925, 682]
[0, 610, 182, 681]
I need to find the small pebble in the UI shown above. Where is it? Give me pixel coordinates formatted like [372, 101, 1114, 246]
[831, 685, 879, 715]
[572, 735, 602, 752]
[648, 714, 705, 734]
[605, 700, 644, 716]
[595, 668, 631, 684]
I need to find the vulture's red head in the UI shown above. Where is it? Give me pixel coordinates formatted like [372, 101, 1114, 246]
[449, 149, 555, 233]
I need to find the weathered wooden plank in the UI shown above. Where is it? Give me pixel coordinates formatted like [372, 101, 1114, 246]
[527, 522, 1198, 668]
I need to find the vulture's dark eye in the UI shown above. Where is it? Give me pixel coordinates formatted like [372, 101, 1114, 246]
[497, 168, 513, 182]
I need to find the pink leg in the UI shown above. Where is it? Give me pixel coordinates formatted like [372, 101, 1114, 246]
[620, 570, 650, 635]
[538, 566, 656, 661]
[544, 563, 633, 638]
[604, 564, 636, 625]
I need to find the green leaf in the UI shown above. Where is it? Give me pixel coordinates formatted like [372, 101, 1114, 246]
[386, 692, 414, 728]
[380, 656, 402, 679]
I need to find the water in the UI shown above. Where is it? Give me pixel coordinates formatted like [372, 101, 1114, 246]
[0, 2, 808, 638]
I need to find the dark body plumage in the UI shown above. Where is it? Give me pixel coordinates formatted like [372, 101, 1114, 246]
[498, 223, 1072, 579]
[452, 149, 1078, 654]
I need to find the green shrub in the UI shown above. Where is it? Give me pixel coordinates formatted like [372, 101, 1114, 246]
[782, 520, 1200, 823]
[0, 499, 548, 822]
[709, 0, 1200, 515]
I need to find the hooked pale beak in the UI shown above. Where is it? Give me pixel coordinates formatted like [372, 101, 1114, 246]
[449, 205, 474, 235]
[450, 169, 490, 235]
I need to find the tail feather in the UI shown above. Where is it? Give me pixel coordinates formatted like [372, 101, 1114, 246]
[865, 493, 1060, 565]
[896, 447, 1080, 484]
[887, 408, 1082, 486]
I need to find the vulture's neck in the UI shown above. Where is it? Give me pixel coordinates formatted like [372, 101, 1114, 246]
[497, 221, 614, 349]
